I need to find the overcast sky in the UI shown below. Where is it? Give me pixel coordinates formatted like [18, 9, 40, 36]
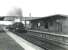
[0, 0, 68, 17]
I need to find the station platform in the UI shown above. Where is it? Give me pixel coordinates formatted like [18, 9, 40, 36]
[27, 29, 67, 50]
[4, 29, 44, 50]
[0, 31, 24, 50]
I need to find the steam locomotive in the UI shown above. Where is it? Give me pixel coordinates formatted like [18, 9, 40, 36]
[6, 22, 27, 33]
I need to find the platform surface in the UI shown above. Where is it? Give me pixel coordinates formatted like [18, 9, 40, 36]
[0, 31, 24, 50]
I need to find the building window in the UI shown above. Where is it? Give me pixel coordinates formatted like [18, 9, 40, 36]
[45, 23, 48, 29]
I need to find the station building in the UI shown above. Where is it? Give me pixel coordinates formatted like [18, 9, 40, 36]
[28, 14, 68, 34]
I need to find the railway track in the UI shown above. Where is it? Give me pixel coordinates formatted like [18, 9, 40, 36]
[11, 30, 66, 50]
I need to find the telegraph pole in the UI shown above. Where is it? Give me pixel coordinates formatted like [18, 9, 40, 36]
[20, 10, 23, 22]
[29, 12, 31, 17]
[25, 16, 26, 28]
[29, 12, 32, 29]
